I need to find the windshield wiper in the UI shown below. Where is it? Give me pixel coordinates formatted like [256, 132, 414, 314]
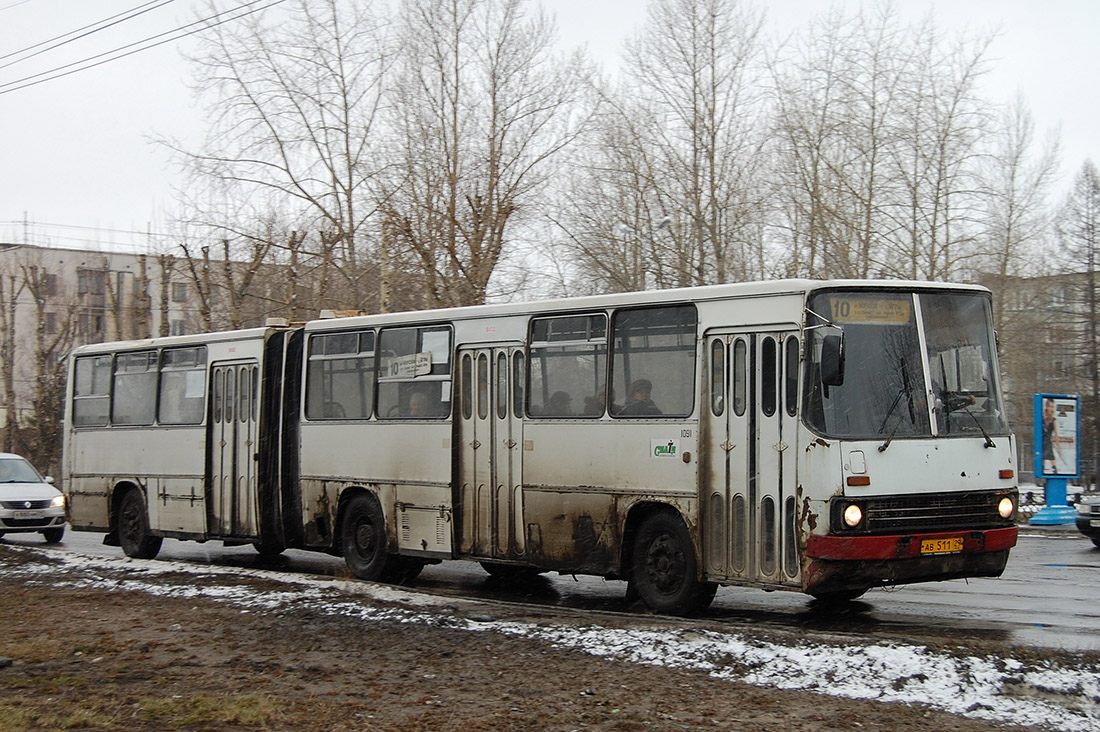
[878, 364, 914, 452]
[959, 402, 996, 448]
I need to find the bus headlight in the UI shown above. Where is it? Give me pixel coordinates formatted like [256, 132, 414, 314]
[997, 497, 1014, 519]
[842, 503, 863, 527]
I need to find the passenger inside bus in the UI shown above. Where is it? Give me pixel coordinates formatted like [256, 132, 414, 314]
[546, 390, 574, 416]
[620, 379, 662, 416]
[408, 391, 431, 417]
[583, 383, 620, 416]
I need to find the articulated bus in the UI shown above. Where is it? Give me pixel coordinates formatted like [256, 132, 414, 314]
[63, 280, 1019, 614]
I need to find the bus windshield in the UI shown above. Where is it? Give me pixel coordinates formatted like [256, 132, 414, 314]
[804, 290, 1008, 440]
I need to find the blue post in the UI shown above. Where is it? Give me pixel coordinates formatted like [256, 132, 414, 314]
[1030, 477, 1077, 525]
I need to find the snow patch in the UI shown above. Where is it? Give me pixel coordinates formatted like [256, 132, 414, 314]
[4, 546, 1097, 731]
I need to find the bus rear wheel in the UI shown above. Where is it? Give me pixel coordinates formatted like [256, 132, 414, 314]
[629, 511, 716, 616]
[117, 488, 162, 559]
[341, 494, 399, 582]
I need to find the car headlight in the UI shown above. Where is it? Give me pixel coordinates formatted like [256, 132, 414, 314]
[843, 503, 863, 527]
[50, 494, 65, 509]
[1079, 502, 1092, 515]
[997, 497, 1014, 519]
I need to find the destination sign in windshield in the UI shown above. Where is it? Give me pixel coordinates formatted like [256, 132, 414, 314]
[828, 296, 912, 324]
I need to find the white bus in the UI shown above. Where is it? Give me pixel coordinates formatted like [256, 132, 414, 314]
[63, 280, 1019, 614]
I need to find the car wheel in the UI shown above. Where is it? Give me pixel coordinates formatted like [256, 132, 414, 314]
[1092, 538, 1100, 549]
[117, 489, 162, 559]
[42, 527, 64, 544]
[629, 511, 716, 616]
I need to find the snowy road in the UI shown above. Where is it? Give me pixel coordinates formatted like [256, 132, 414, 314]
[11, 524, 1098, 652]
[2, 533, 1098, 732]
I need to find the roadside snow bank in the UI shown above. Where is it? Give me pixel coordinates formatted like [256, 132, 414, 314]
[3, 546, 1096, 732]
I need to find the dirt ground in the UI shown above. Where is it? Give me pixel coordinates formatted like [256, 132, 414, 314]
[0, 544, 1049, 732]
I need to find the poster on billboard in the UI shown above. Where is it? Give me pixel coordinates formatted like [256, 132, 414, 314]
[1033, 394, 1080, 479]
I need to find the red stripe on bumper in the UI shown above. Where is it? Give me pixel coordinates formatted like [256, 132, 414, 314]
[806, 525, 1018, 561]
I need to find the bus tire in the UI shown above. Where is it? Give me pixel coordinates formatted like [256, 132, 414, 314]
[340, 494, 395, 582]
[252, 542, 285, 559]
[117, 488, 162, 560]
[630, 511, 716, 616]
[810, 588, 868, 603]
[42, 527, 65, 544]
[384, 557, 425, 584]
[480, 561, 546, 582]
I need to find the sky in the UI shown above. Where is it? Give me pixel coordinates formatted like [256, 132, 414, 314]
[2, 543, 1097, 731]
[0, 0, 1097, 253]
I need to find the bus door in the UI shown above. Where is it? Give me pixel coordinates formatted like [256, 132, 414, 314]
[207, 361, 260, 538]
[458, 345, 524, 559]
[704, 331, 800, 585]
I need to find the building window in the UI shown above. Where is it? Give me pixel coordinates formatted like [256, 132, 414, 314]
[45, 312, 57, 334]
[170, 319, 186, 336]
[45, 274, 59, 297]
[79, 312, 104, 337]
[77, 269, 106, 296]
[172, 283, 188, 303]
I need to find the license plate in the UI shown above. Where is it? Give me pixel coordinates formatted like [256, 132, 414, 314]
[1090, 519, 1100, 528]
[921, 537, 963, 554]
[12, 510, 44, 520]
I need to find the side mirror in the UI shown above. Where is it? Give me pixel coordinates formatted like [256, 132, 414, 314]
[820, 334, 845, 386]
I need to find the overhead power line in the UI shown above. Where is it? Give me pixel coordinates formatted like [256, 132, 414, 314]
[0, 0, 176, 71]
[0, 0, 286, 97]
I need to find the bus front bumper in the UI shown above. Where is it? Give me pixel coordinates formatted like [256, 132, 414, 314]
[802, 525, 1018, 594]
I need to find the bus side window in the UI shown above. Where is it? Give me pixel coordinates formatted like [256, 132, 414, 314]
[377, 326, 451, 419]
[305, 331, 374, 420]
[158, 346, 207, 425]
[72, 355, 111, 427]
[785, 337, 799, 417]
[611, 304, 697, 418]
[461, 353, 473, 421]
[761, 337, 776, 418]
[527, 313, 606, 418]
[112, 351, 157, 426]
[496, 352, 507, 420]
[512, 352, 525, 420]
[733, 339, 746, 416]
[710, 339, 725, 416]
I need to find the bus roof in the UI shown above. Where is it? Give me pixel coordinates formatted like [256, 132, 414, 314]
[303, 278, 989, 332]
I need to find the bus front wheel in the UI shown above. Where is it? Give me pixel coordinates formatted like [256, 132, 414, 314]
[629, 511, 716, 616]
[117, 489, 162, 560]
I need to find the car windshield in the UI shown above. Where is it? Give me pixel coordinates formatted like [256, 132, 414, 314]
[0, 457, 43, 483]
[803, 290, 1009, 440]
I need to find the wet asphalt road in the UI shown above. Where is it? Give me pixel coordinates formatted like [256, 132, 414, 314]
[5, 523, 1097, 651]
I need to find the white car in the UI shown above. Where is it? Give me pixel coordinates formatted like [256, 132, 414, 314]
[0, 453, 66, 543]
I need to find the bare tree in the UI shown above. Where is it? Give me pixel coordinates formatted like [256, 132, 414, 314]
[385, 0, 590, 308]
[980, 96, 1060, 327]
[632, 0, 768, 285]
[884, 16, 993, 280]
[771, 4, 994, 281]
[1055, 160, 1100, 485]
[174, 0, 393, 313]
[0, 268, 26, 453]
